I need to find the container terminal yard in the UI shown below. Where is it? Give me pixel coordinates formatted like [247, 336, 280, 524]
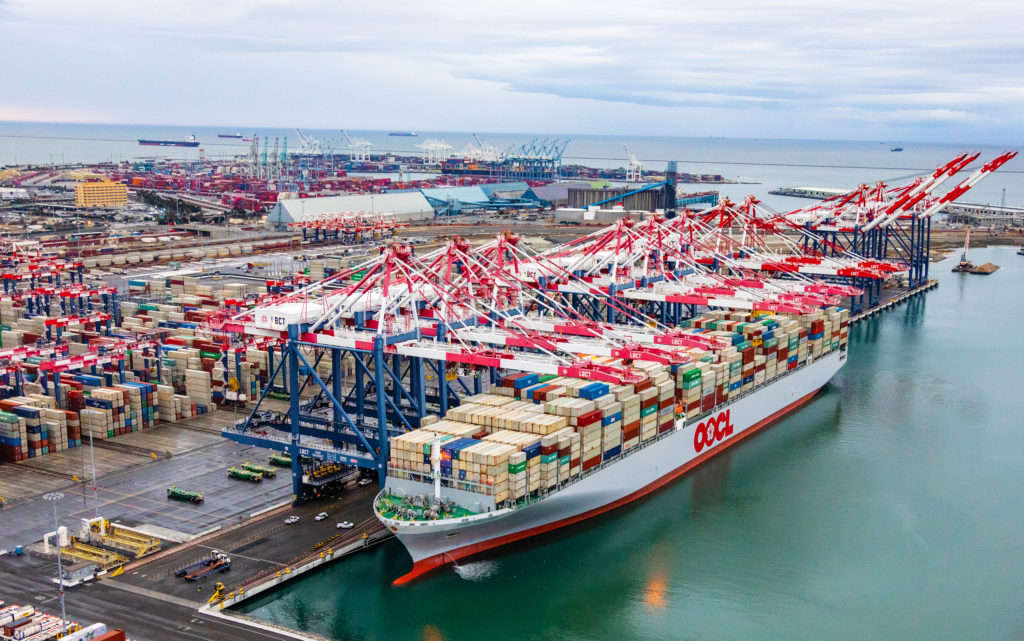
[0, 145, 1017, 640]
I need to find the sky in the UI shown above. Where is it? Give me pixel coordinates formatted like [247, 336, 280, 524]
[0, 0, 1022, 143]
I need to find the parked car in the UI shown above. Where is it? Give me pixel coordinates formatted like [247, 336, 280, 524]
[314, 512, 328, 521]
[284, 516, 300, 524]
[337, 521, 354, 529]
[357, 478, 373, 486]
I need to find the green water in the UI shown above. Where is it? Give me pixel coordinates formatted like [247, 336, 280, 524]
[241, 247, 1024, 641]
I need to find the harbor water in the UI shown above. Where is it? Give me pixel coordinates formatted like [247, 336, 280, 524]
[239, 246, 1024, 641]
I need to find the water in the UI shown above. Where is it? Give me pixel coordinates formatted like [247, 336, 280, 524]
[239, 246, 1024, 641]
[2, 122, 1022, 208]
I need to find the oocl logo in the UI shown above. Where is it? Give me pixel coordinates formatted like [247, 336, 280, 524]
[693, 409, 736, 453]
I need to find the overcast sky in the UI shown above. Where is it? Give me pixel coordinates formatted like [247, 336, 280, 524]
[1, 0, 1021, 143]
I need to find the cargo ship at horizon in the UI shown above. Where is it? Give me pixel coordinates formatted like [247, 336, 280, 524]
[389, 131, 418, 137]
[375, 308, 849, 584]
[218, 132, 244, 139]
[138, 135, 199, 147]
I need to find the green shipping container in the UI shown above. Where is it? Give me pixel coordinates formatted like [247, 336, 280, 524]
[641, 405, 658, 418]
[508, 461, 527, 474]
[199, 351, 221, 359]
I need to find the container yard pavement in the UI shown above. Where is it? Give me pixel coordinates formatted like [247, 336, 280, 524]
[0, 483, 379, 640]
[0, 554, 307, 641]
[0, 402, 294, 548]
[112, 482, 380, 603]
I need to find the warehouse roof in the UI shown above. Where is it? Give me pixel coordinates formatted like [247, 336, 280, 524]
[266, 192, 434, 226]
[523, 182, 588, 204]
[420, 186, 490, 205]
[478, 182, 530, 199]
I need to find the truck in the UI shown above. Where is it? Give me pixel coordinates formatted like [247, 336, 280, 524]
[241, 462, 276, 478]
[227, 466, 261, 482]
[175, 552, 219, 578]
[184, 553, 231, 581]
[268, 453, 292, 467]
[62, 622, 108, 641]
[166, 486, 204, 503]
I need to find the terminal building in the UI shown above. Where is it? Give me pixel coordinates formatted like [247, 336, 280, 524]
[75, 180, 128, 208]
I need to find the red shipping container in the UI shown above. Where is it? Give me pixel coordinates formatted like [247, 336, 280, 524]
[501, 373, 526, 388]
[658, 398, 672, 410]
[582, 455, 601, 472]
[573, 409, 602, 427]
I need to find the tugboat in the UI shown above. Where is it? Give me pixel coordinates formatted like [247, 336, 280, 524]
[1017, 245, 1024, 256]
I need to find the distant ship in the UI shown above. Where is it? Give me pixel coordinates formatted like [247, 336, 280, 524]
[891, 146, 904, 152]
[139, 135, 199, 147]
[218, 133, 244, 139]
[389, 131, 417, 137]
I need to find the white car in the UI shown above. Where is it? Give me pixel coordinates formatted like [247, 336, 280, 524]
[357, 478, 373, 486]
[314, 512, 328, 521]
[284, 516, 300, 524]
[337, 521, 354, 529]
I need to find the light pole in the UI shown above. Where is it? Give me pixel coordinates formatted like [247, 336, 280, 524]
[88, 425, 98, 519]
[42, 492, 68, 636]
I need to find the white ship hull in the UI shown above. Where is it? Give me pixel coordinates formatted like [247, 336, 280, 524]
[377, 350, 845, 584]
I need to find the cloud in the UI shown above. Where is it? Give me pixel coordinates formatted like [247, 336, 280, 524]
[0, 0, 1021, 142]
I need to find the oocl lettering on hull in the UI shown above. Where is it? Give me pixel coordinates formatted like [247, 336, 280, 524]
[693, 409, 736, 453]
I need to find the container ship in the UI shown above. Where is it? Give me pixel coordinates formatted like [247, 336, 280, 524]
[375, 306, 849, 584]
[439, 158, 497, 176]
[217, 133, 244, 139]
[389, 131, 418, 137]
[138, 135, 199, 147]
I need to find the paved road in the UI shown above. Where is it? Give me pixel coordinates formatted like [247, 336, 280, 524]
[0, 555, 305, 641]
[115, 483, 380, 602]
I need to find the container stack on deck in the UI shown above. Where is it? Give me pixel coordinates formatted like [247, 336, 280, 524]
[385, 305, 851, 509]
